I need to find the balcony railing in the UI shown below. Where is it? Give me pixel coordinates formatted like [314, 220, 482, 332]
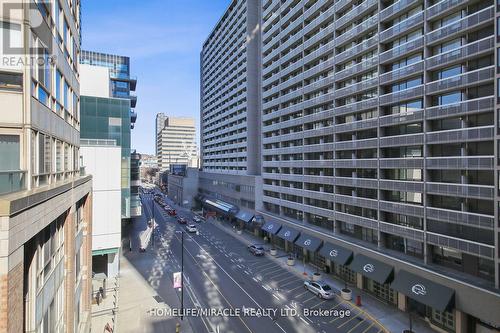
[0, 170, 27, 195]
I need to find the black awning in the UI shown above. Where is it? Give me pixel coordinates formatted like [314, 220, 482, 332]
[349, 254, 394, 284]
[261, 221, 281, 235]
[235, 209, 254, 223]
[319, 242, 353, 266]
[276, 226, 300, 242]
[294, 234, 322, 252]
[391, 270, 455, 311]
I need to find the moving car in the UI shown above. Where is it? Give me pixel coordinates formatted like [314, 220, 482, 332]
[303, 280, 335, 299]
[168, 209, 177, 216]
[186, 224, 197, 233]
[193, 216, 202, 223]
[248, 244, 265, 256]
[177, 217, 187, 224]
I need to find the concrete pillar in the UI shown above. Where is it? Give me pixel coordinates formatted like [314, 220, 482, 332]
[455, 309, 468, 333]
[397, 293, 407, 312]
[356, 273, 364, 289]
[64, 208, 76, 333]
[0, 252, 24, 333]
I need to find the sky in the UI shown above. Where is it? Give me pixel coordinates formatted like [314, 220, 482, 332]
[81, 0, 230, 154]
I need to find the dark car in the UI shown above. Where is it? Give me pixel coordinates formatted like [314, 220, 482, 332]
[248, 244, 265, 256]
[178, 217, 187, 224]
[168, 209, 177, 216]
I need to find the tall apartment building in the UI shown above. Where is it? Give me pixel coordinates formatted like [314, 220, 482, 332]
[79, 51, 140, 218]
[201, 0, 500, 331]
[199, 0, 261, 211]
[257, 0, 500, 332]
[156, 116, 197, 171]
[156, 113, 167, 155]
[0, 1, 92, 332]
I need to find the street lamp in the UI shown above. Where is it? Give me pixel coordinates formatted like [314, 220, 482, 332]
[151, 198, 155, 247]
[175, 230, 184, 320]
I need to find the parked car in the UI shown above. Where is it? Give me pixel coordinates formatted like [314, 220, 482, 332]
[303, 280, 335, 299]
[186, 224, 197, 233]
[177, 217, 187, 224]
[248, 244, 265, 256]
[168, 209, 177, 216]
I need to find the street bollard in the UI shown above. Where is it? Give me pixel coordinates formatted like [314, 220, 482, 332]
[356, 295, 362, 306]
[176, 323, 181, 333]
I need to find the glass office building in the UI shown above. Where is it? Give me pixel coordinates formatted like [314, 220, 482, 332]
[80, 97, 132, 218]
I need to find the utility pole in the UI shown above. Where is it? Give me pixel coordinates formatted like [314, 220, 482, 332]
[175, 230, 185, 321]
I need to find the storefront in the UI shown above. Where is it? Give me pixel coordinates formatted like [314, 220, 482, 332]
[318, 242, 355, 283]
[276, 226, 300, 254]
[391, 270, 456, 332]
[350, 254, 396, 305]
[234, 209, 254, 231]
[294, 234, 322, 268]
[201, 198, 238, 222]
[260, 221, 281, 244]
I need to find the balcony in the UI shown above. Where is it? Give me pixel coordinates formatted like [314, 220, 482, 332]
[426, 125, 494, 144]
[426, 66, 494, 96]
[379, 109, 424, 127]
[335, 78, 378, 99]
[335, 15, 378, 47]
[379, 158, 424, 169]
[379, 85, 424, 106]
[425, 96, 494, 120]
[130, 94, 137, 108]
[379, 12, 424, 43]
[426, 156, 494, 170]
[334, 97, 378, 116]
[335, 57, 378, 81]
[335, 137, 378, 150]
[335, 0, 378, 30]
[426, 207, 494, 229]
[426, 37, 494, 71]
[130, 110, 137, 123]
[0, 170, 27, 195]
[426, 182, 494, 199]
[426, 232, 494, 258]
[426, 6, 494, 45]
[379, 36, 424, 64]
[379, 132, 424, 147]
[379, 61, 424, 85]
[335, 35, 378, 64]
[334, 159, 378, 169]
[380, 0, 422, 22]
[427, 0, 469, 20]
[379, 221, 424, 241]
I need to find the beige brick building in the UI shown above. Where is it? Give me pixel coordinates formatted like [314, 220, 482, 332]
[0, 0, 92, 332]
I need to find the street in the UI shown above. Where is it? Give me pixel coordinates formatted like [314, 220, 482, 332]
[130, 190, 385, 333]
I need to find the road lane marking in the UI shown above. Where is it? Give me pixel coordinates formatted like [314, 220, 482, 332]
[361, 322, 375, 333]
[299, 317, 310, 325]
[181, 233, 286, 332]
[336, 310, 361, 327]
[274, 275, 296, 284]
[302, 295, 319, 303]
[294, 289, 310, 298]
[287, 283, 305, 292]
[348, 318, 368, 333]
[265, 270, 289, 279]
[310, 300, 327, 309]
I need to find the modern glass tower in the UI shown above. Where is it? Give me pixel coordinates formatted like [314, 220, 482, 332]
[79, 51, 139, 218]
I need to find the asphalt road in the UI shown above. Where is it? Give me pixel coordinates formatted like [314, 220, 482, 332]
[136, 190, 384, 333]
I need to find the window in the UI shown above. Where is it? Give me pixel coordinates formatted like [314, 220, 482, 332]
[0, 72, 22, 90]
[38, 133, 52, 174]
[437, 91, 462, 105]
[434, 66, 462, 80]
[0, 135, 20, 170]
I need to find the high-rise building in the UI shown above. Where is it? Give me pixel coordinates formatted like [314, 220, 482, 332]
[199, 0, 261, 212]
[201, 0, 500, 331]
[156, 116, 197, 171]
[0, 1, 93, 332]
[156, 112, 167, 155]
[79, 51, 140, 218]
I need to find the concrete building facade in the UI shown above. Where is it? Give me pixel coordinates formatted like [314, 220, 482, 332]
[201, 0, 500, 331]
[80, 141, 121, 278]
[167, 167, 200, 209]
[0, 0, 93, 332]
[199, 0, 261, 212]
[257, 0, 500, 332]
[156, 116, 197, 171]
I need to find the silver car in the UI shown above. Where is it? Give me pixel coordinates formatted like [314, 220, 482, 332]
[303, 280, 335, 299]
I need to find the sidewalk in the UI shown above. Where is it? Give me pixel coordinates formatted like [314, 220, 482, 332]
[116, 202, 195, 333]
[91, 277, 119, 333]
[209, 218, 436, 333]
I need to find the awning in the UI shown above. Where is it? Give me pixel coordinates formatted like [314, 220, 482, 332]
[92, 248, 119, 256]
[391, 270, 455, 311]
[235, 209, 254, 223]
[202, 198, 237, 214]
[319, 242, 353, 266]
[294, 234, 322, 252]
[261, 221, 281, 235]
[349, 254, 394, 284]
[276, 226, 300, 242]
